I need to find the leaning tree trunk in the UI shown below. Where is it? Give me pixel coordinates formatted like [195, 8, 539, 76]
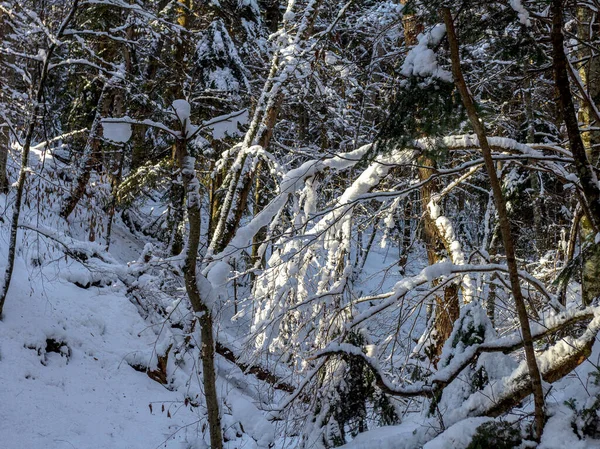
[209, 2, 322, 256]
[0, 0, 80, 317]
[442, 8, 546, 439]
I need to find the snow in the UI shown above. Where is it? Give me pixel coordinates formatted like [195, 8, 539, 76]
[5, 4, 600, 448]
[207, 260, 230, 288]
[401, 24, 452, 82]
[0, 259, 196, 449]
[172, 99, 191, 123]
[423, 417, 493, 449]
[509, 0, 531, 26]
[205, 109, 249, 140]
[539, 407, 591, 449]
[0, 218, 290, 449]
[282, 10, 295, 22]
[102, 119, 132, 143]
[339, 420, 434, 449]
[227, 393, 275, 448]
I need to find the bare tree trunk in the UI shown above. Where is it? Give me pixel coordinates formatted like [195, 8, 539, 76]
[164, 0, 190, 256]
[442, 8, 546, 439]
[0, 126, 8, 194]
[104, 85, 126, 250]
[0, 0, 80, 317]
[524, 71, 547, 254]
[419, 159, 459, 365]
[359, 216, 381, 272]
[175, 136, 224, 449]
[550, 0, 600, 232]
[105, 144, 125, 250]
[0, 10, 10, 194]
[400, 0, 423, 47]
[574, 5, 600, 306]
[250, 160, 269, 274]
[558, 206, 582, 305]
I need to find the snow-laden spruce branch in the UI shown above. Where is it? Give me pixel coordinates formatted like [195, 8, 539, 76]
[230, 139, 573, 260]
[249, 258, 561, 348]
[30, 128, 88, 151]
[248, 231, 561, 359]
[234, 138, 569, 360]
[443, 134, 573, 180]
[62, 29, 138, 45]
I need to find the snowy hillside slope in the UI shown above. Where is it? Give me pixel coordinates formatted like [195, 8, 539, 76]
[0, 226, 279, 449]
[0, 256, 196, 449]
[0, 148, 283, 449]
[0, 222, 290, 449]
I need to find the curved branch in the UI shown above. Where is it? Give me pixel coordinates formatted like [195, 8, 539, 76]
[312, 307, 598, 399]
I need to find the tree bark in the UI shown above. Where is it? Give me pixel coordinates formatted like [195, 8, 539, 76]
[0, 125, 8, 194]
[165, 0, 190, 256]
[550, 0, 600, 232]
[442, 7, 546, 439]
[573, 4, 600, 306]
[400, 3, 460, 363]
[0, 11, 8, 195]
[419, 159, 459, 365]
[175, 136, 224, 449]
[208, 0, 323, 256]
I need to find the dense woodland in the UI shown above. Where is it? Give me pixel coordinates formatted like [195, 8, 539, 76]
[2, 0, 600, 448]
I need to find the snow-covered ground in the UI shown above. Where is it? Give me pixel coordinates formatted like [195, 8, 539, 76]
[0, 219, 280, 449]
[0, 255, 201, 449]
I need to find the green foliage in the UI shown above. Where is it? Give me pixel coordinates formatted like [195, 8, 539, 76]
[321, 332, 399, 447]
[471, 365, 489, 391]
[380, 78, 465, 145]
[566, 396, 600, 439]
[116, 159, 172, 207]
[566, 367, 600, 439]
[580, 397, 600, 439]
[372, 391, 398, 427]
[451, 320, 485, 348]
[466, 421, 522, 449]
